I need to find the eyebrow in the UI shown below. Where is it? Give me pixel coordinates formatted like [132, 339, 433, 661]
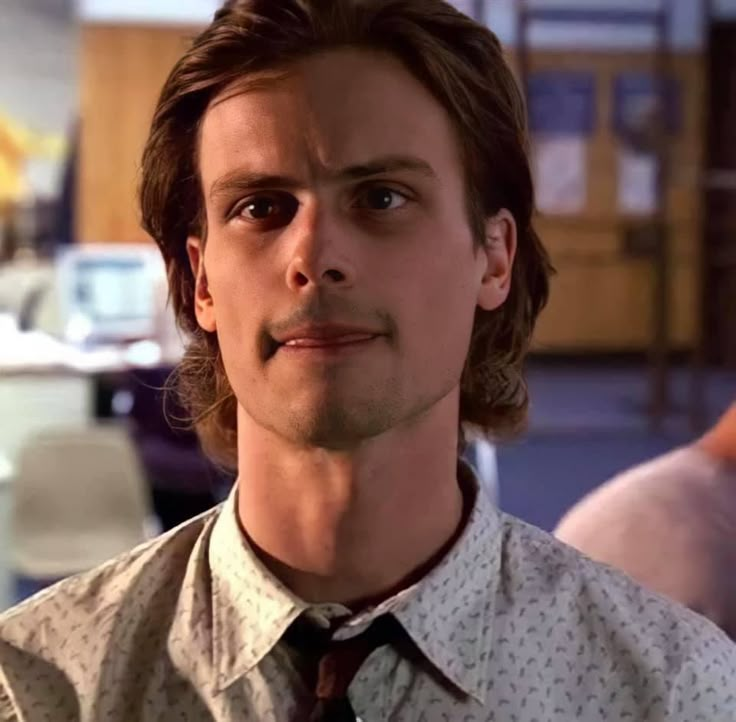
[208, 154, 437, 202]
[339, 155, 437, 181]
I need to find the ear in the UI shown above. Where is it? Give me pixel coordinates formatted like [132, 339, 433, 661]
[476, 209, 517, 312]
[186, 236, 217, 332]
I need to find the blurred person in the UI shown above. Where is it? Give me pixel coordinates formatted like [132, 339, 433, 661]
[1, 2, 735, 721]
[556, 401, 736, 639]
[127, 366, 230, 531]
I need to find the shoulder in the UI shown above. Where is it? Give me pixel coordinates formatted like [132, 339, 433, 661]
[552, 446, 720, 561]
[501, 510, 727, 643]
[552, 447, 736, 621]
[497, 513, 736, 713]
[0, 507, 219, 711]
[556, 446, 717, 530]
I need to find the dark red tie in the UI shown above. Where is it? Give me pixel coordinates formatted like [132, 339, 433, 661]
[284, 613, 403, 721]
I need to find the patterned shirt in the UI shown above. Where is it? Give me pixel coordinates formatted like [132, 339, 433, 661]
[1, 467, 735, 721]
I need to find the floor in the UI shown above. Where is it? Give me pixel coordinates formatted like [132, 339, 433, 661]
[498, 362, 736, 530]
[0, 362, 734, 611]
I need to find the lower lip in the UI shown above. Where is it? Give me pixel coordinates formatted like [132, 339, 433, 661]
[276, 336, 381, 358]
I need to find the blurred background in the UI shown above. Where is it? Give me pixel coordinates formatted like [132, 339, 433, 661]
[0, 0, 734, 611]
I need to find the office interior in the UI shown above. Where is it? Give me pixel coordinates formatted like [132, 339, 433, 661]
[0, 0, 734, 612]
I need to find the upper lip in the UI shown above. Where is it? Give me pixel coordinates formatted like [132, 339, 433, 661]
[274, 324, 384, 344]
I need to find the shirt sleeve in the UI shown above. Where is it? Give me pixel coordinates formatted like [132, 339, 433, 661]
[0, 679, 19, 722]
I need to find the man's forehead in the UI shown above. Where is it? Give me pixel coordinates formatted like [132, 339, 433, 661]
[198, 51, 458, 187]
[206, 154, 439, 206]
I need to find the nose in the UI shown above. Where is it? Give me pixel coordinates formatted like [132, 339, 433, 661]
[285, 209, 356, 292]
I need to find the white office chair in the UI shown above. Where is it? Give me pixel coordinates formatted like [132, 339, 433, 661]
[10, 424, 152, 585]
[0, 453, 14, 610]
[464, 438, 499, 505]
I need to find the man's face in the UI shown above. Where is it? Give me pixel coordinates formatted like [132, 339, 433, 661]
[190, 48, 514, 449]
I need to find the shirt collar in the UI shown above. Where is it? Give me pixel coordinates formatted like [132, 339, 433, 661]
[209, 487, 307, 692]
[208, 464, 502, 702]
[392, 464, 501, 704]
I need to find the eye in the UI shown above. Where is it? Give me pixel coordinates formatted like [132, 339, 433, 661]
[355, 186, 409, 211]
[233, 192, 299, 230]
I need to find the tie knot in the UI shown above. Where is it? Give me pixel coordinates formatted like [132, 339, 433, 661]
[315, 615, 402, 699]
[284, 613, 404, 720]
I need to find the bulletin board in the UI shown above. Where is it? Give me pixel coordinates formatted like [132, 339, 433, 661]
[510, 49, 705, 352]
[527, 71, 596, 214]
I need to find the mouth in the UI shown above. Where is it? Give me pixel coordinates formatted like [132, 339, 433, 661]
[281, 332, 379, 349]
[266, 325, 385, 359]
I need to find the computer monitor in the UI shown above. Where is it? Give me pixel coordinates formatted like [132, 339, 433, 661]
[55, 244, 166, 344]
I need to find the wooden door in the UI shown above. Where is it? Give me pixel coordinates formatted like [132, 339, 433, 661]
[704, 22, 736, 367]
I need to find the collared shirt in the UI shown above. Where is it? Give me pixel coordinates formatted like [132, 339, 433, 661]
[1, 468, 735, 721]
[555, 444, 736, 639]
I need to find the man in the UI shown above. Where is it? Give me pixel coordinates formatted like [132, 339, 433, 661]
[556, 401, 736, 640]
[1, 2, 734, 720]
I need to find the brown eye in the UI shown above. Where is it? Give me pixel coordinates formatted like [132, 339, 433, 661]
[236, 192, 299, 230]
[356, 186, 408, 211]
[243, 197, 277, 219]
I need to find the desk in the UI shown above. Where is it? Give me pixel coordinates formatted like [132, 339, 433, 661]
[0, 314, 181, 376]
[0, 322, 182, 471]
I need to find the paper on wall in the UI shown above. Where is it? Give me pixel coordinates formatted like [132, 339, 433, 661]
[533, 135, 587, 214]
[617, 146, 659, 215]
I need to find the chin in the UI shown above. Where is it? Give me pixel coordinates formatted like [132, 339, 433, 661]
[262, 394, 398, 450]
[289, 409, 388, 450]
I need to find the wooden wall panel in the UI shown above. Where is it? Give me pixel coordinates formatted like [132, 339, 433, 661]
[509, 50, 705, 351]
[533, 258, 697, 350]
[78, 25, 199, 244]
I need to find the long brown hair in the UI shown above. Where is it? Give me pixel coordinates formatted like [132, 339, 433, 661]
[140, 0, 552, 468]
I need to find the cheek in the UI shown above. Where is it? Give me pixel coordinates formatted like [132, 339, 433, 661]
[206, 235, 264, 306]
[388, 237, 479, 361]
[205, 245, 263, 355]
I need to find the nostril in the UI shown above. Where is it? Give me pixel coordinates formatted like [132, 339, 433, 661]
[324, 269, 345, 283]
[294, 271, 309, 287]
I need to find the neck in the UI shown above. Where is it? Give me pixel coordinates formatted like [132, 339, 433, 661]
[698, 402, 736, 463]
[235, 393, 465, 607]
